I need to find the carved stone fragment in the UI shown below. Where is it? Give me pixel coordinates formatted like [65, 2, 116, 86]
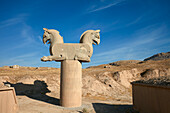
[41, 28, 100, 108]
[41, 28, 100, 62]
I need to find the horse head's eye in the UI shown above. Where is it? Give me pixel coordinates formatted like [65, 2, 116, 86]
[46, 31, 50, 34]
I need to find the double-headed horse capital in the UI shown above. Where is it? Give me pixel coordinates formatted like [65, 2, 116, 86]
[41, 28, 100, 62]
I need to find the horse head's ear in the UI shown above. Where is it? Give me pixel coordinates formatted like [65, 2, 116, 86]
[56, 30, 60, 33]
[43, 28, 48, 31]
[96, 30, 100, 32]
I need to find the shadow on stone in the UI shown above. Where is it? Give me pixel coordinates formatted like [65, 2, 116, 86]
[92, 103, 135, 113]
[3, 80, 59, 105]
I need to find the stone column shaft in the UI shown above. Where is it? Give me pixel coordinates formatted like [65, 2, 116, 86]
[60, 60, 82, 107]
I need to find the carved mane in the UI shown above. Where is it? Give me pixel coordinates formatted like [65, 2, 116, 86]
[43, 28, 64, 45]
[41, 28, 100, 62]
[80, 30, 100, 44]
[80, 30, 93, 43]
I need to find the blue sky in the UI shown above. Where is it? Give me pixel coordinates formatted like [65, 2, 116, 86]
[0, 0, 170, 68]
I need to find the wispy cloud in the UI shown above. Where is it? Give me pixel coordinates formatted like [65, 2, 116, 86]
[0, 14, 39, 52]
[88, 0, 125, 13]
[86, 24, 169, 67]
[67, 22, 101, 42]
[126, 16, 143, 26]
[0, 14, 28, 29]
[38, 36, 42, 42]
[10, 23, 44, 50]
[10, 24, 35, 49]
[38, 35, 48, 47]
[0, 52, 38, 66]
[129, 25, 167, 46]
[126, 10, 154, 27]
[10, 53, 37, 60]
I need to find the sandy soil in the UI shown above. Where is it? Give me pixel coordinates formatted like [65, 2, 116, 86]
[1, 59, 170, 113]
[17, 96, 132, 113]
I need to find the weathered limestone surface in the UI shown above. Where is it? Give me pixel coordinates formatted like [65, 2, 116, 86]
[41, 28, 100, 108]
[60, 60, 82, 107]
[41, 28, 100, 62]
[42, 43, 92, 62]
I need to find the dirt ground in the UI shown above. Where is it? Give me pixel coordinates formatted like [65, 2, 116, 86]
[17, 96, 133, 113]
[1, 59, 170, 113]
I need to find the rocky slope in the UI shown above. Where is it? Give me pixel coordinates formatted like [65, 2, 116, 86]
[144, 51, 170, 61]
[83, 59, 170, 99]
[1, 52, 170, 113]
[1, 59, 170, 102]
[132, 76, 170, 86]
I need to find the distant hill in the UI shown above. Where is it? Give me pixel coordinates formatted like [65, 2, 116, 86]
[109, 60, 141, 66]
[144, 52, 170, 61]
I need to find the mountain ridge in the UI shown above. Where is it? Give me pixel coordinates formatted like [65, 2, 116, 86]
[144, 51, 170, 61]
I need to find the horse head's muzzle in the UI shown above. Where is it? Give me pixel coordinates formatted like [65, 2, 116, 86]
[92, 35, 100, 45]
[43, 35, 47, 44]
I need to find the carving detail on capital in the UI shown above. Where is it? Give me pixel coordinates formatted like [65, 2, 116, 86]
[41, 28, 100, 62]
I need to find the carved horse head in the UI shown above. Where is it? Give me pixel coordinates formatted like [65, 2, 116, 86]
[43, 28, 64, 46]
[80, 30, 100, 45]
